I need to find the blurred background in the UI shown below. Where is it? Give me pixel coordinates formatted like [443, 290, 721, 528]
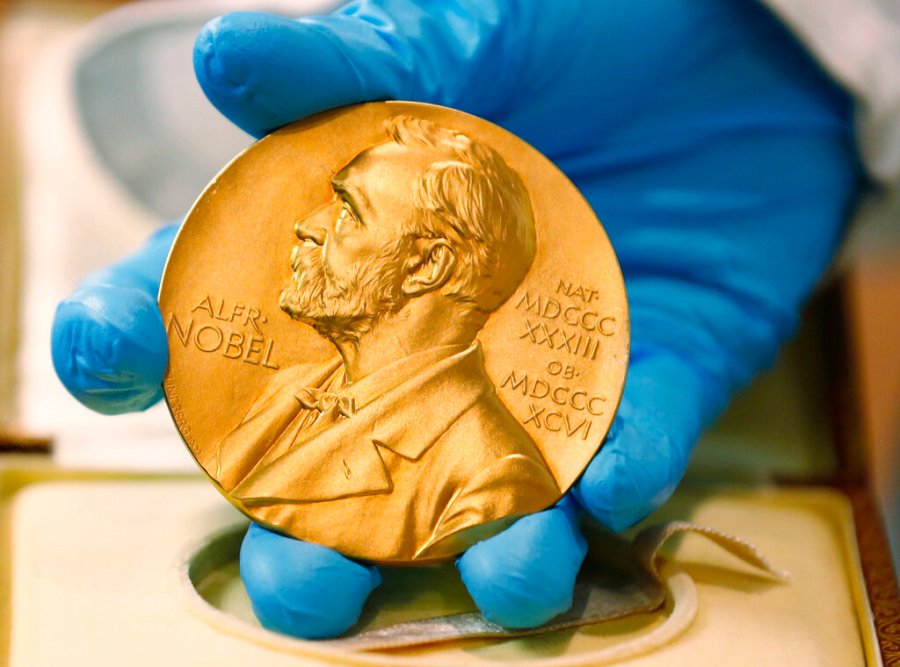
[0, 0, 897, 572]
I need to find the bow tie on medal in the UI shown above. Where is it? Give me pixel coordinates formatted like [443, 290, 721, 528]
[296, 387, 356, 420]
[158, 101, 630, 564]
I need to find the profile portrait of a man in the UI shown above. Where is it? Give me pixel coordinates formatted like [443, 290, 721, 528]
[215, 116, 559, 561]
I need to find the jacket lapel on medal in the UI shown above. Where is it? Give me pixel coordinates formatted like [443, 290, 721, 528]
[232, 345, 490, 504]
[215, 358, 342, 490]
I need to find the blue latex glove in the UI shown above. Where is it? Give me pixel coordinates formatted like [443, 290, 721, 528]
[53, 0, 863, 637]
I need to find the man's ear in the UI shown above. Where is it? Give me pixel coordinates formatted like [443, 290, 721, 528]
[402, 239, 457, 297]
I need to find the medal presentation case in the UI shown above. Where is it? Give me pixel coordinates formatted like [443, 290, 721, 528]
[0, 456, 895, 666]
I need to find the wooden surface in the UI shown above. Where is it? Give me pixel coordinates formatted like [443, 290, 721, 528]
[846, 254, 900, 572]
[846, 485, 900, 665]
[0, 2, 24, 427]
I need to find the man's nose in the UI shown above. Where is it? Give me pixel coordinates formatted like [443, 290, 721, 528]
[293, 201, 336, 245]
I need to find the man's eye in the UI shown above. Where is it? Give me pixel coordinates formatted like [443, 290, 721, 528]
[338, 202, 359, 228]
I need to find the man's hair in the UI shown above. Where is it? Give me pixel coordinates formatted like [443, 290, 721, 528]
[385, 116, 536, 313]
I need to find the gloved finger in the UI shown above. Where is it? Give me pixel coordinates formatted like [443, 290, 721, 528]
[240, 522, 382, 639]
[192, 1, 567, 138]
[573, 345, 720, 532]
[51, 224, 179, 415]
[457, 496, 586, 628]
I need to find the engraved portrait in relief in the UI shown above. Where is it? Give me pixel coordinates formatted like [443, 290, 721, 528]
[215, 116, 559, 560]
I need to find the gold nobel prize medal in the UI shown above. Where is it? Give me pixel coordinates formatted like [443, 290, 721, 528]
[160, 102, 629, 564]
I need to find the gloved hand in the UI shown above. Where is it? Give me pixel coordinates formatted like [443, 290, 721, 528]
[53, 0, 862, 638]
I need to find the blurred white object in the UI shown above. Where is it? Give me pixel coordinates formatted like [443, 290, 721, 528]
[764, 0, 900, 260]
[767, 0, 900, 185]
[16, 0, 337, 470]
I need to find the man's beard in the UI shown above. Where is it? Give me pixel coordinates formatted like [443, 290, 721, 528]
[279, 240, 410, 342]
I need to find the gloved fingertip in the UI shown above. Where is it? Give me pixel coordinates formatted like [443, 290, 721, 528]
[192, 9, 410, 137]
[458, 507, 586, 628]
[194, 12, 259, 102]
[193, 11, 330, 136]
[241, 524, 381, 639]
[575, 415, 683, 532]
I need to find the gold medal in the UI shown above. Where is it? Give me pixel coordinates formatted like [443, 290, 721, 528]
[159, 102, 629, 563]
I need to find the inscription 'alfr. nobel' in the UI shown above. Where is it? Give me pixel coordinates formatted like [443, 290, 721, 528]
[166, 295, 279, 369]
